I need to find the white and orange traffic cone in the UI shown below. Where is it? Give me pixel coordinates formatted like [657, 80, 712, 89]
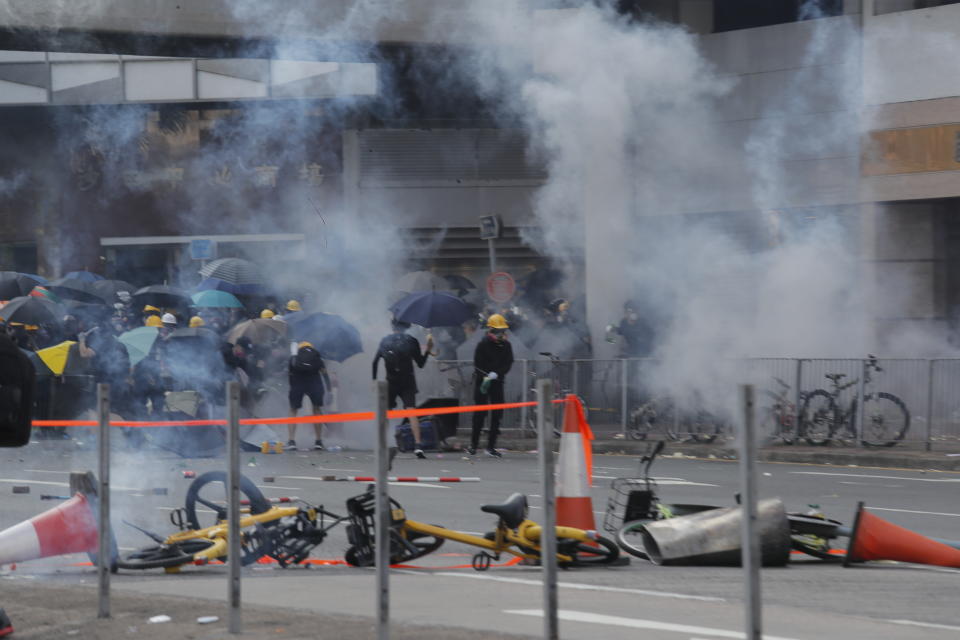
[555, 394, 596, 532]
[0, 492, 100, 566]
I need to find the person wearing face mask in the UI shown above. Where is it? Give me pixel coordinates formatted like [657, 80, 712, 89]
[468, 314, 514, 458]
[609, 299, 654, 359]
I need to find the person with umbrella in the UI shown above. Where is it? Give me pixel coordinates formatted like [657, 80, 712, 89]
[286, 341, 330, 451]
[468, 314, 515, 458]
[372, 318, 434, 459]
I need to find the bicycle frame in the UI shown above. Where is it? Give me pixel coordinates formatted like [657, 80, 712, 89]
[164, 505, 304, 562]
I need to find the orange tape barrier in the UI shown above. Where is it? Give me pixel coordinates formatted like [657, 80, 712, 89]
[30, 398, 563, 428]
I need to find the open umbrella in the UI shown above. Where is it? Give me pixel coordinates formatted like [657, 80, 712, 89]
[48, 277, 105, 304]
[191, 289, 244, 309]
[443, 274, 477, 294]
[226, 318, 287, 346]
[92, 279, 136, 303]
[132, 285, 192, 309]
[395, 270, 452, 294]
[64, 270, 104, 282]
[195, 277, 265, 296]
[390, 291, 473, 329]
[287, 312, 363, 362]
[36, 341, 78, 375]
[20, 347, 54, 378]
[0, 296, 63, 326]
[198, 258, 263, 286]
[118, 326, 159, 366]
[0, 272, 42, 300]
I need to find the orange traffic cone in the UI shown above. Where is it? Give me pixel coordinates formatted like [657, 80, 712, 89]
[845, 501, 960, 569]
[555, 395, 596, 533]
[0, 492, 100, 566]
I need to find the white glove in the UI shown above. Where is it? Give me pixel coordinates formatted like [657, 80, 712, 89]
[486, 372, 498, 381]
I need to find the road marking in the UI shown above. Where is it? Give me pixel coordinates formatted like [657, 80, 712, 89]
[838, 481, 903, 488]
[790, 471, 960, 483]
[255, 485, 302, 491]
[591, 475, 717, 487]
[156, 506, 216, 515]
[504, 610, 800, 639]
[0, 478, 68, 487]
[869, 507, 960, 518]
[886, 619, 960, 632]
[389, 482, 448, 489]
[429, 573, 723, 602]
[24, 470, 70, 475]
[528, 505, 606, 516]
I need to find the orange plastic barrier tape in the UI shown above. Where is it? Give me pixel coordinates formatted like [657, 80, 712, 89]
[31, 399, 559, 428]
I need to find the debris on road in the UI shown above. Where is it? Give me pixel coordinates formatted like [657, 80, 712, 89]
[147, 615, 171, 624]
[12, 486, 29, 494]
[197, 616, 219, 624]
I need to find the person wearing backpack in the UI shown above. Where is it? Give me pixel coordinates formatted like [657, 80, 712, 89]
[287, 341, 331, 451]
[468, 314, 514, 457]
[372, 318, 433, 458]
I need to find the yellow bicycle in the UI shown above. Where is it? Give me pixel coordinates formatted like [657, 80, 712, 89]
[344, 487, 620, 570]
[117, 471, 346, 570]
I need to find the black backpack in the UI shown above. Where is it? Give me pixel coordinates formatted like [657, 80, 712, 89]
[292, 346, 323, 374]
[0, 334, 35, 448]
[382, 334, 408, 376]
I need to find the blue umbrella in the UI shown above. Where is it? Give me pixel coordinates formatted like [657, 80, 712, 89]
[118, 326, 159, 366]
[64, 270, 104, 282]
[389, 291, 472, 329]
[191, 289, 244, 309]
[196, 277, 265, 296]
[287, 312, 363, 362]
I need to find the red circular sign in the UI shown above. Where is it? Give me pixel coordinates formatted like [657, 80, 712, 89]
[486, 272, 516, 303]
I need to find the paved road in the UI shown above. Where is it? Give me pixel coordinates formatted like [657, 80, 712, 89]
[2, 440, 960, 638]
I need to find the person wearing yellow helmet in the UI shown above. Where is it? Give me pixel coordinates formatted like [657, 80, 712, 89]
[260, 309, 275, 319]
[189, 316, 205, 328]
[144, 315, 163, 328]
[286, 300, 302, 312]
[287, 340, 330, 451]
[467, 314, 515, 457]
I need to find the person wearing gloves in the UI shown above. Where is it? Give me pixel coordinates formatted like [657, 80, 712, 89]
[469, 314, 515, 457]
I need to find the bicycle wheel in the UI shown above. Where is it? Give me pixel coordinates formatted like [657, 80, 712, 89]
[853, 392, 910, 447]
[391, 528, 445, 563]
[117, 539, 215, 570]
[559, 535, 620, 566]
[800, 389, 835, 446]
[615, 519, 653, 560]
[184, 471, 272, 530]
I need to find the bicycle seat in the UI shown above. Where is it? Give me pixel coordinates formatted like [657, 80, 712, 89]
[480, 493, 528, 529]
[825, 373, 846, 382]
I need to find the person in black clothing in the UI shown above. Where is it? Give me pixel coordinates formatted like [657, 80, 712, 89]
[612, 299, 655, 358]
[287, 341, 330, 451]
[372, 318, 433, 458]
[469, 314, 515, 457]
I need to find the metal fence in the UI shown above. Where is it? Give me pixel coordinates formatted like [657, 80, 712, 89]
[420, 357, 960, 449]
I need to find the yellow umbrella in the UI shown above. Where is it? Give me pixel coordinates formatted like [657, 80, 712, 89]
[37, 340, 77, 375]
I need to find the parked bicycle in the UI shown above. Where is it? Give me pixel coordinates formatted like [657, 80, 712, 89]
[117, 471, 348, 570]
[526, 352, 587, 438]
[759, 376, 802, 445]
[627, 391, 724, 443]
[800, 355, 910, 447]
[345, 485, 619, 570]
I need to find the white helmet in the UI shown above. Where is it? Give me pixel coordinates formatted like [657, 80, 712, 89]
[161, 312, 178, 326]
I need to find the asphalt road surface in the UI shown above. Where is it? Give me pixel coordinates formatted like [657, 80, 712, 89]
[2, 438, 960, 639]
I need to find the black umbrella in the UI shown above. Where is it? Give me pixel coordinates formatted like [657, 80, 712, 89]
[390, 291, 473, 329]
[92, 279, 137, 303]
[0, 296, 63, 326]
[443, 274, 477, 294]
[48, 277, 105, 304]
[132, 285, 192, 309]
[62, 300, 112, 326]
[0, 273, 41, 300]
[395, 270, 452, 294]
[198, 258, 264, 286]
[287, 312, 363, 362]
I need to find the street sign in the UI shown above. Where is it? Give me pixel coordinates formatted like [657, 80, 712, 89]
[486, 271, 516, 303]
[190, 239, 217, 261]
[479, 215, 500, 240]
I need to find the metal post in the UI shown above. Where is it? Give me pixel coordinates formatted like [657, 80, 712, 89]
[738, 384, 761, 640]
[96, 383, 110, 619]
[793, 359, 803, 429]
[572, 360, 580, 398]
[226, 381, 242, 634]
[374, 380, 390, 640]
[487, 238, 496, 274]
[537, 378, 558, 640]
[856, 359, 867, 444]
[520, 359, 529, 435]
[926, 359, 935, 452]
[620, 359, 628, 436]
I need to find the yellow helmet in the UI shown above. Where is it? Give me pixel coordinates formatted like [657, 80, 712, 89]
[298, 341, 314, 350]
[145, 315, 163, 327]
[260, 309, 275, 319]
[286, 300, 302, 312]
[487, 314, 509, 330]
[189, 316, 205, 328]
[143, 305, 160, 314]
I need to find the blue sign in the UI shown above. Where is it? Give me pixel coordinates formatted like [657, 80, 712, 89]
[189, 239, 217, 260]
